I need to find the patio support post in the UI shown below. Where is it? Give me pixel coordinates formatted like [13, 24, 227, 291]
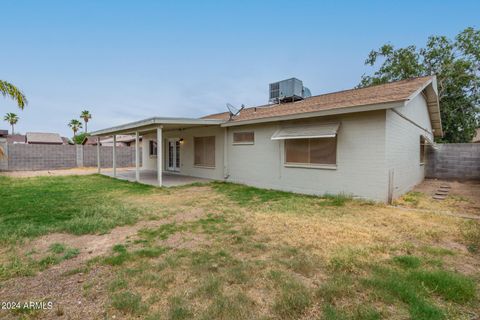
[157, 126, 163, 186]
[135, 131, 140, 182]
[112, 135, 117, 177]
[96, 136, 101, 173]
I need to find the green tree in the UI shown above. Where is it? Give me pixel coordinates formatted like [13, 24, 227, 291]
[4, 113, 19, 134]
[0, 80, 27, 109]
[68, 119, 83, 141]
[359, 27, 480, 143]
[80, 110, 92, 133]
[73, 132, 89, 145]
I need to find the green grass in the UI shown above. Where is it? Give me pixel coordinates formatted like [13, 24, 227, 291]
[408, 270, 476, 303]
[364, 255, 477, 319]
[323, 304, 381, 320]
[0, 175, 153, 243]
[0, 243, 80, 280]
[168, 296, 192, 320]
[270, 272, 312, 319]
[401, 191, 424, 206]
[393, 255, 422, 269]
[211, 181, 351, 209]
[461, 220, 480, 253]
[111, 291, 144, 315]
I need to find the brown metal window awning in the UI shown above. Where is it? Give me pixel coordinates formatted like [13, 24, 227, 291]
[271, 123, 340, 140]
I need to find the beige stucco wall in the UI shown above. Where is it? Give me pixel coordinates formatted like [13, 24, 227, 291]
[141, 125, 225, 180]
[385, 94, 433, 198]
[225, 110, 389, 202]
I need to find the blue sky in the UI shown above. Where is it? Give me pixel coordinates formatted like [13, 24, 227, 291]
[1, 0, 479, 137]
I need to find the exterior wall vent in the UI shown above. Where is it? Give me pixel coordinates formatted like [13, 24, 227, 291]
[269, 78, 311, 103]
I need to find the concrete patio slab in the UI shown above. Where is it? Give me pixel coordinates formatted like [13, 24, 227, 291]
[101, 169, 212, 187]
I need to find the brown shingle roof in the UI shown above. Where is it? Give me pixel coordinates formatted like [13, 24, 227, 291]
[202, 76, 434, 123]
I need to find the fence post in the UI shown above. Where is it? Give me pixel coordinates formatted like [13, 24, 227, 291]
[0, 138, 8, 171]
[76, 145, 84, 167]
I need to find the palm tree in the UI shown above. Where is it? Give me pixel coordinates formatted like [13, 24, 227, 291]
[1, 80, 27, 109]
[68, 119, 83, 140]
[4, 113, 19, 134]
[80, 110, 92, 133]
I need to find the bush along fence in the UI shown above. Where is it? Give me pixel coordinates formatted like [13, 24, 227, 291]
[426, 143, 480, 180]
[0, 139, 140, 171]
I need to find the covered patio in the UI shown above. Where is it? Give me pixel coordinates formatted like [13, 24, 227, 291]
[90, 117, 225, 187]
[101, 169, 212, 187]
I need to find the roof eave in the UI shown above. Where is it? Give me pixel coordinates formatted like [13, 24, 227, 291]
[90, 117, 225, 136]
[408, 76, 443, 137]
[220, 101, 405, 127]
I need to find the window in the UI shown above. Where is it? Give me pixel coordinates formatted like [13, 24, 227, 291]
[149, 140, 157, 156]
[285, 138, 336, 166]
[194, 136, 215, 167]
[420, 136, 426, 164]
[233, 131, 254, 144]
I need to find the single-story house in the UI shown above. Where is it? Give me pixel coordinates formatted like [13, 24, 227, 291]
[91, 76, 442, 202]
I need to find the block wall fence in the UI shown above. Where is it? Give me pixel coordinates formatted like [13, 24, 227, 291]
[0, 140, 140, 171]
[426, 143, 480, 180]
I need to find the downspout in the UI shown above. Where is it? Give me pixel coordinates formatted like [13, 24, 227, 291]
[223, 127, 229, 180]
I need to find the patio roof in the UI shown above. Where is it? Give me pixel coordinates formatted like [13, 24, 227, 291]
[90, 117, 224, 136]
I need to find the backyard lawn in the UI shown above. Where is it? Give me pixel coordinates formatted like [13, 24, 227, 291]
[0, 174, 479, 320]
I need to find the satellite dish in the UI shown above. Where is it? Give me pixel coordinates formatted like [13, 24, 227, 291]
[226, 103, 245, 120]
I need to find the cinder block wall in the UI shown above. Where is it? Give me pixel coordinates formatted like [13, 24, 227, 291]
[83, 146, 140, 168]
[426, 143, 480, 180]
[8, 144, 77, 170]
[3, 144, 140, 171]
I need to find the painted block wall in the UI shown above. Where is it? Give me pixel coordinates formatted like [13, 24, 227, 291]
[385, 94, 433, 198]
[225, 110, 389, 202]
[426, 143, 480, 180]
[141, 125, 225, 180]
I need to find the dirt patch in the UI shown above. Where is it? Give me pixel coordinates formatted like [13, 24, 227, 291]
[162, 232, 208, 250]
[410, 179, 480, 215]
[0, 264, 112, 320]
[27, 207, 207, 262]
[0, 167, 132, 178]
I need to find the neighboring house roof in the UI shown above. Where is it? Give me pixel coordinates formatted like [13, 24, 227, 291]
[473, 128, 480, 143]
[26, 132, 64, 144]
[6, 134, 26, 144]
[82, 135, 141, 145]
[61, 137, 73, 145]
[0, 130, 8, 137]
[203, 76, 442, 133]
[82, 136, 100, 145]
